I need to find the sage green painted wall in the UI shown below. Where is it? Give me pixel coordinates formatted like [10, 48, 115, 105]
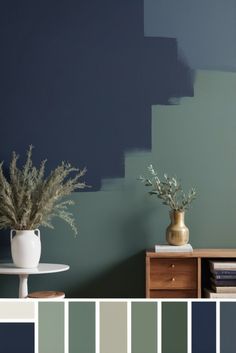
[131, 302, 157, 353]
[69, 302, 95, 353]
[38, 302, 64, 353]
[1, 70, 236, 298]
[162, 302, 187, 353]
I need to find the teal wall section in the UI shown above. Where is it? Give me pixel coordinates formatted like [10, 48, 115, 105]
[1, 70, 236, 297]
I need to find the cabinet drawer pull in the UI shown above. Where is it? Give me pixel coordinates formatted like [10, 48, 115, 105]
[171, 264, 175, 268]
[171, 278, 175, 282]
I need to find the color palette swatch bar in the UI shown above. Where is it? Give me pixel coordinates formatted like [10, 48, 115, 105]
[162, 302, 187, 353]
[0, 299, 236, 353]
[192, 302, 216, 353]
[69, 302, 96, 353]
[131, 302, 157, 353]
[100, 302, 127, 353]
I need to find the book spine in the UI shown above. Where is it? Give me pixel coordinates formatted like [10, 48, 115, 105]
[213, 286, 236, 293]
[211, 278, 236, 286]
[211, 265, 236, 270]
[212, 270, 236, 275]
[213, 275, 236, 280]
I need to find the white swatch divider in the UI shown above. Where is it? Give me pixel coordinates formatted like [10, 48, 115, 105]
[127, 301, 131, 353]
[187, 301, 192, 353]
[216, 301, 220, 353]
[64, 300, 69, 353]
[95, 300, 100, 353]
[157, 300, 161, 353]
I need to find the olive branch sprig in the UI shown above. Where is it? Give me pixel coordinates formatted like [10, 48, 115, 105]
[138, 164, 196, 211]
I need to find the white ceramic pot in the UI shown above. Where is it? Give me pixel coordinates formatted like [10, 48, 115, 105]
[10, 229, 41, 268]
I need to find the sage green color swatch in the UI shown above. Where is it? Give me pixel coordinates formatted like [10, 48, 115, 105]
[100, 302, 127, 353]
[162, 302, 187, 353]
[131, 302, 157, 353]
[221, 302, 236, 353]
[38, 302, 64, 353]
[69, 302, 95, 353]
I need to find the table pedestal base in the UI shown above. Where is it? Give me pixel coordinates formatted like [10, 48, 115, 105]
[19, 275, 29, 298]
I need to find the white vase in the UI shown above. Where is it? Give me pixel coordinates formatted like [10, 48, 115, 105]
[10, 229, 41, 268]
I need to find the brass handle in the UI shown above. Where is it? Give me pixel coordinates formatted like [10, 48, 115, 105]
[171, 264, 175, 268]
[171, 277, 175, 282]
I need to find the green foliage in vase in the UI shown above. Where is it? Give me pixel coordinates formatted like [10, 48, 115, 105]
[0, 146, 89, 234]
[139, 164, 196, 212]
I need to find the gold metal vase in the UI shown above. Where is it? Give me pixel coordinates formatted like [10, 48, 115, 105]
[166, 210, 189, 246]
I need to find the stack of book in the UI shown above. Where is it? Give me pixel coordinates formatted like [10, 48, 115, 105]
[205, 261, 236, 298]
[155, 244, 193, 253]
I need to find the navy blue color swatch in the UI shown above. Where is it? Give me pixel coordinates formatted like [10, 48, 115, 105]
[0, 323, 34, 353]
[192, 302, 216, 353]
[0, 0, 194, 190]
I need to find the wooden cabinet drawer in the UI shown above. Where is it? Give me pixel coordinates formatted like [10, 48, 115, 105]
[149, 258, 197, 290]
[150, 271, 196, 289]
[150, 258, 196, 274]
[150, 289, 197, 298]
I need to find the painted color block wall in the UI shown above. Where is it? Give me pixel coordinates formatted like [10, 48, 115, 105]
[0, 0, 236, 297]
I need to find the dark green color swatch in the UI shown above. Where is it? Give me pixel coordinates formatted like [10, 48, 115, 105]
[132, 302, 157, 353]
[38, 302, 64, 353]
[162, 302, 187, 353]
[221, 302, 236, 353]
[69, 302, 95, 353]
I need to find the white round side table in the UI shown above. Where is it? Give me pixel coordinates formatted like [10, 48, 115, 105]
[0, 263, 70, 298]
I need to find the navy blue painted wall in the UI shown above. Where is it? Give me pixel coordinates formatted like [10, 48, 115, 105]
[0, 0, 193, 190]
[0, 0, 195, 296]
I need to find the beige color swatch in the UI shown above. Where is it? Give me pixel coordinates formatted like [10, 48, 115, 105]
[100, 302, 127, 353]
[0, 302, 35, 319]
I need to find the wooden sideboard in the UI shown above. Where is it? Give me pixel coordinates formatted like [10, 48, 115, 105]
[146, 249, 236, 298]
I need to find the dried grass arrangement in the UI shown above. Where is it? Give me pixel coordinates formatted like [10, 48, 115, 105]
[0, 146, 89, 235]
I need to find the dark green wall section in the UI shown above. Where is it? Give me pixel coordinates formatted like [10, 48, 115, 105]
[38, 302, 64, 353]
[131, 302, 157, 353]
[162, 302, 187, 353]
[69, 302, 95, 353]
[221, 302, 236, 353]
